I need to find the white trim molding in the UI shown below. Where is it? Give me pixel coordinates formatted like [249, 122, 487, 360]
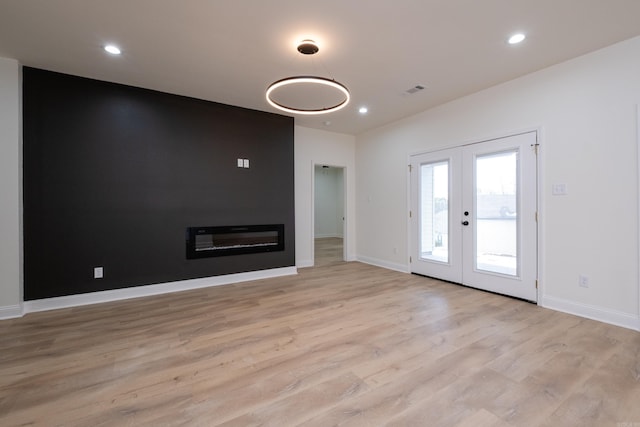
[356, 255, 410, 274]
[637, 103, 640, 331]
[22, 267, 297, 315]
[542, 294, 640, 332]
[0, 304, 23, 320]
[296, 259, 314, 268]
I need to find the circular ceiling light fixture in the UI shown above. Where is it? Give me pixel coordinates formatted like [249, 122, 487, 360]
[266, 40, 350, 115]
[266, 76, 350, 115]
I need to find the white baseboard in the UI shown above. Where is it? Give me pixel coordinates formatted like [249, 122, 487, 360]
[296, 259, 314, 268]
[12, 264, 638, 334]
[541, 294, 640, 331]
[356, 255, 410, 273]
[23, 267, 297, 315]
[0, 304, 23, 320]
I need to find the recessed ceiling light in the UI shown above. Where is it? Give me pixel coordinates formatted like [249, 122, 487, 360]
[508, 33, 526, 45]
[359, 107, 368, 114]
[104, 44, 121, 55]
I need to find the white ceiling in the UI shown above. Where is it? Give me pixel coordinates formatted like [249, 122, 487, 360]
[1, 0, 640, 135]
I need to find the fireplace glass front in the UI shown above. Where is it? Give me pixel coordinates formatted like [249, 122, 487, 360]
[186, 224, 284, 259]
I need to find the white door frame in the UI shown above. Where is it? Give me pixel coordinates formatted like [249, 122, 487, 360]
[408, 129, 541, 303]
[311, 162, 348, 265]
[636, 104, 640, 324]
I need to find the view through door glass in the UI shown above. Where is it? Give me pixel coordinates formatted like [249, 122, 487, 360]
[420, 160, 449, 263]
[475, 150, 518, 276]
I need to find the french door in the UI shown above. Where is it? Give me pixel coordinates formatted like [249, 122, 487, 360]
[410, 132, 538, 301]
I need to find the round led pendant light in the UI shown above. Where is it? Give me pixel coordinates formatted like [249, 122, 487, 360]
[266, 40, 350, 115]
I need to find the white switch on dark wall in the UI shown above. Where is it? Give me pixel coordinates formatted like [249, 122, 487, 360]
[94, 267, 104, 279]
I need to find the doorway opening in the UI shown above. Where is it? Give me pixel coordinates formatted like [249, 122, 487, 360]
[314, 164, 345, 266]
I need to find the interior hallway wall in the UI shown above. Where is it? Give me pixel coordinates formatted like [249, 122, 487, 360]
[295, 126, 355, 267]
[0, 57, 21, 318]
[314, 166, 344, 239]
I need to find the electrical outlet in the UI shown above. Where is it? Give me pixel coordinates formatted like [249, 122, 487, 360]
[94, 267, 104, 279]
[578, 274, 589, 288]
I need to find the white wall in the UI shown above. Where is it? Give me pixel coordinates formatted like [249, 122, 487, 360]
[295, 126, 355, 267]
[0, 57, 22, 318]
[314, 165, 344, 238]
[356, 36, 640, 330]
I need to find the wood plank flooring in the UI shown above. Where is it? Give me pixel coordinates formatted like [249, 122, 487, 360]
[1, 256, 639, 426]
[314, 237, 344, 266]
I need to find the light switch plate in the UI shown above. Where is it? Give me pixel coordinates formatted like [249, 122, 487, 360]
[243, 159, 250, 168]
[237, 158, 243, 168]
[94, 267, 104, 279]
[552, 183, 568, 195]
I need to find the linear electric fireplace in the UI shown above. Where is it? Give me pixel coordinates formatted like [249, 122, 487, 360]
[186, 224, 285, 259]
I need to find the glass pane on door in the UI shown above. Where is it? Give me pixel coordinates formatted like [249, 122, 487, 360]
[475, 150, 518, 276]
[420, 161, 449, 263]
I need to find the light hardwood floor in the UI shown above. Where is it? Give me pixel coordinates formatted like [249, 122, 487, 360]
[315, 237, 344, 266]
[1, 257, 639, 426]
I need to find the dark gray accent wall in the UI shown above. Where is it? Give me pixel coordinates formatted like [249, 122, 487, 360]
[23, 67, 295, 300]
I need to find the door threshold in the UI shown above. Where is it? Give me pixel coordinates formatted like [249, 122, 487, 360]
[411, 272, 537, 304]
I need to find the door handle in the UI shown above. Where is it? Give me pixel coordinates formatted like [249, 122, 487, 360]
[461, 220, 469, 226]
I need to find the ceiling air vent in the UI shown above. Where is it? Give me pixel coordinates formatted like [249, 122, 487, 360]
[405, 85, 425, 94]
